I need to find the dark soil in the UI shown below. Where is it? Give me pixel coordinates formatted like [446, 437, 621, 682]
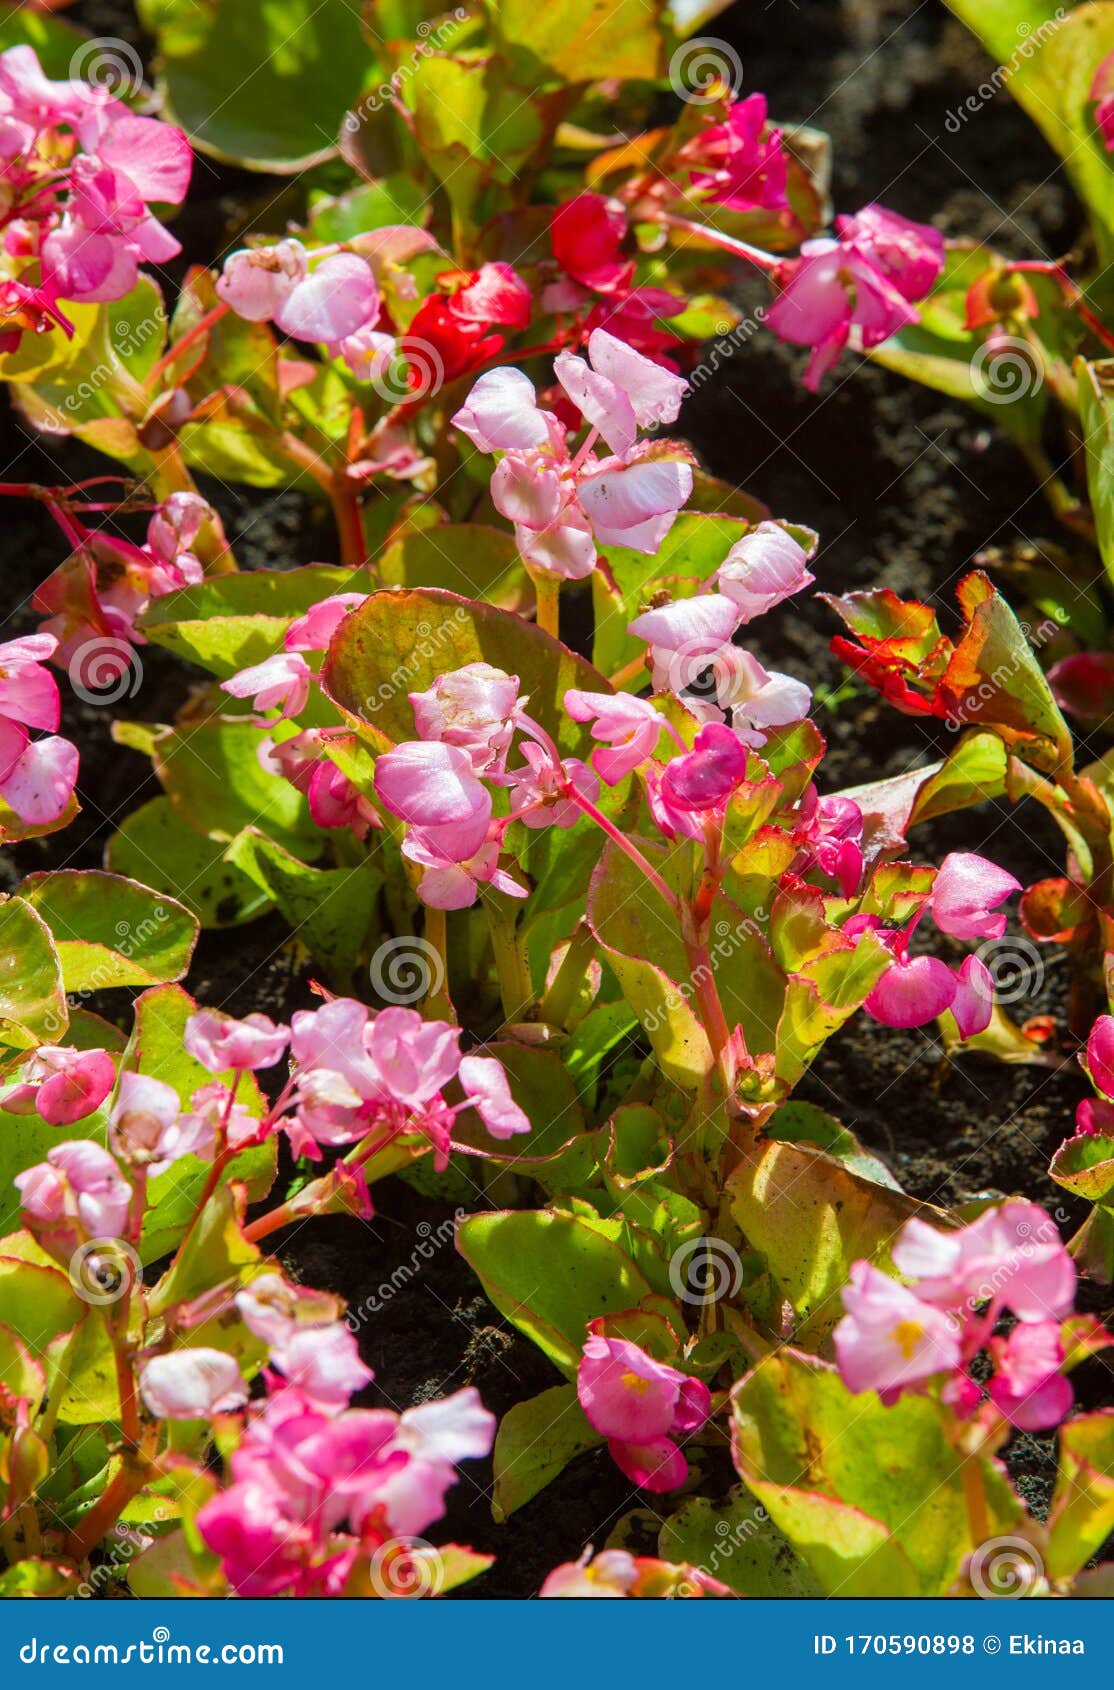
[3, 0, 1111, 1596]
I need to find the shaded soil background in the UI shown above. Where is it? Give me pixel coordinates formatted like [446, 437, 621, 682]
[1, 0, 1112, 1592]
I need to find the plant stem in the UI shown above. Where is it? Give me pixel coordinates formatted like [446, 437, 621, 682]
[660, 213, 782, 272]
[530, 567, 561, 638]
[145, 301, 230, 391]
[539, 920, 597, 1027]
[483, 893, 535, 1024]
[331, 476, 368, 572]
[566, 785, 680, 913]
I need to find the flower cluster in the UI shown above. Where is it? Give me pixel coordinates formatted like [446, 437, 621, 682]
[0, 45, 191, 348]
[452, 329, 692, 579]
[0, 632, 78, 825]
[835, 1201, 1078, 1431]
[576, 1332, 711, 1491]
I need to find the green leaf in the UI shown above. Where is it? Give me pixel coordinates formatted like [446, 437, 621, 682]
[17, 872, 197, 993]
[456, 1208, 654, 1374]
[0, 1255, 82, 1360]
[147, 1180, 262, 1318]
[658, 1486, 823, 1597]
[491, 1383, 602, 1521]
[731, 1347, 1020, 1595]
[224, 829, 382, 984]
[140, 564, 377, 680]
[1079, 358, 1114, 586]
[1047, 1413, 1114, 1578]
[107, 798, 272, 928]
[767, 1100, 903, 1191]
[942, 0, 1064, 64]
[139, 0, 377, 171]
[152, 718, 324, 859]
[380, 525, 530, 611]
[1051, 1130, 1114, 1202]
[0, 898, 67, 1053]
[491, 0, 668, 81]
[727, 1138, 945, 1340]
[0, 1559, 80, 1598]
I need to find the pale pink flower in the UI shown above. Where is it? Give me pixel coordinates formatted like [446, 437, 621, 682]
[540, 1549, 639, 1598]
[401, 832, 528, 911]
[930, 852, 1020, 941]
[452, 367, 551, 453]
[15, 1141, 132, 1261]
[576, 454, 692, 553]
[577, 1335, 710, 1493]
[834, 1259, 960, 1403]
[564, 689, 663, 784]
[285, 595, 366, 653]
[139, 1348, 249, 1420]
[555, 328, 687, 455]
[216, 239, 308, 323]
[715, 522, 815, 622]
[374, 739, 493, 862]
[371, 1388, 496, 1537]
[988, 1321, 1072, 1431]
[627, 593, 741, 693]
[109, 1071, 183, 1171]
[184, 1010, 290, 1073]
[409, 663, 521, 775]
[891, 1202, 1076, 1325]
[222, 652, 312, 721]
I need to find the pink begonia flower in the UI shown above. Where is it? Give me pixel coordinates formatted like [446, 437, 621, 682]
[409, 662, 521, 775]
[627, 593, 742, 693]
[551, 193, 633, 295]
[216, 239, 308, 322]
[326, 324, 396, 382]
[180, 1079, 264, 1156]
[269, 1324, 373, 1411]
[222, 651, 312, 721]
[285, 594, 366, 653]
[139, 1348, 249, 1421]
[930, 851, 1020, 942]
[0, 633, 63, 731]
[371, 1388, 496, 1537]
[555, 329, 688, 456]
[15, 1141, 132, 1261]
[682, 92, 787, 213]
[514, 505, 598, 581]
[1076, 1096, 1114, 1138]
[1092, 49, 1114, 150]
[287, 1000, 527, 1165]
[864, 948, 958, 1029]
[503, 743, 598, 829]
[109, 1071, 183, 1171]
[712, 647, 812, 742]
[577, 454, 693, 553]
[564, 689, 663, 784]
[891, 1201, 1075, 1325]
[835, 205, 946, 304]
[0, 634, 78, 825]
[792, 789, 864, 897]
[988, 1321, 1072, 1431]
[184, 1010, 290, 1073]
[540, 1548, 640, 1599]
[660, 722, 749, 814]
[374, 739, 493, 862]
[307, 760, 380, 840]
[451, 367, 551, 453]
[767, 238, 918, 390]
[1085, 1013, 1114, 1100]
[834, 1260, 961, 1404]
[1, 1046, 114, 1125]
[949, 954, 995, 1040]
[577, 1335, 711, 1493]
[402, 832, 527, 911]
[715, 522, 815, 623]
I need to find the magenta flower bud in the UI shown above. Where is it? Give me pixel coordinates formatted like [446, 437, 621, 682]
[1086, 1013, 1114, 1100]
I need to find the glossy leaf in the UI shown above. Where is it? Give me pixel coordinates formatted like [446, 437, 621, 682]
[17, 872, 197, 993]
[491, 1383, 602, 1522]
